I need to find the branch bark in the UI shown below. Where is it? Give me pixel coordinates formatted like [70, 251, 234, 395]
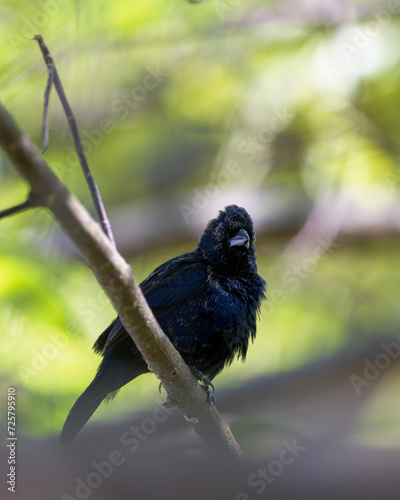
[0, 102, 242, 458]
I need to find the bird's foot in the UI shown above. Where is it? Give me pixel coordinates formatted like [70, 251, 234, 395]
[189, 366, 215, 406]
[205, 391, 215, 407]
[159, 368, 215, 406]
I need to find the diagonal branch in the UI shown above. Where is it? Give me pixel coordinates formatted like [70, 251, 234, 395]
[33, 34, 115, 247]
[0, 102, 243, 458]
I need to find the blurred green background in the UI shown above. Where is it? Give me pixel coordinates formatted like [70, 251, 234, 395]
[1, 0, 400, 448]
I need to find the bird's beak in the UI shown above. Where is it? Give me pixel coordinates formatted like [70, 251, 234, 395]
[229, 229, 250, 249]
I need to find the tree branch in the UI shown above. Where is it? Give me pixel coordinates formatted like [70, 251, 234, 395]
[0, 102, 242, 458]
[33, 34, 116, 247]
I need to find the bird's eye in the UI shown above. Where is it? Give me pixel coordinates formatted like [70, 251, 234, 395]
[216, 228, 225, 241]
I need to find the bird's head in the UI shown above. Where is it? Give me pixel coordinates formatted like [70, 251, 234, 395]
[197, 205, 258, 273]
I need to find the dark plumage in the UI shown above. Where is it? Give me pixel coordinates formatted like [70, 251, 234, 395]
[60, 205, 266, 445]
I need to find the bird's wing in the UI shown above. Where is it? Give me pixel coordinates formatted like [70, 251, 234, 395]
[140, 253, 208, 317]
[99, 253, 208, 353]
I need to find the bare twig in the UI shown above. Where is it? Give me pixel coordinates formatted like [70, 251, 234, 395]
[0, 193, 37, 220]
[33, 34, 116, 247]
[0, 102, 243, 458]
[41, 61, 54, 153]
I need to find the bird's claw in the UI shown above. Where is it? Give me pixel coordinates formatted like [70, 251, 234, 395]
[189, 366, 215, 393]
[160, 368, 216, 407]
[189, 366, 216, 406]
[206, 392, 215, 407]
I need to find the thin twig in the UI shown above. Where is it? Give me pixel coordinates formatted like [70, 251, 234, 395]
[0, 194, 37, 220]
[41, 62, 54, 153]
[33, 34, 116, 247]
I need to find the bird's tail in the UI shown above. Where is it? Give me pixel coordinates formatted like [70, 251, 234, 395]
[60, 352, 148, 445]
[59, 376, 107, 446]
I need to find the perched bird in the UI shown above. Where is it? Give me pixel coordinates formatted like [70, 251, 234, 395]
[60, 205, 266, 445]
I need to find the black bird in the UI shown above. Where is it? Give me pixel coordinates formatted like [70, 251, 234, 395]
[60, 205, 266, 444]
